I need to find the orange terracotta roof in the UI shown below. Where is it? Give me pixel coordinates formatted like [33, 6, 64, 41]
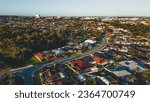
[93, 57, 106, 63]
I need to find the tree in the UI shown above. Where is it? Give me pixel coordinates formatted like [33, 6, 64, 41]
[85, 76, 96, 85]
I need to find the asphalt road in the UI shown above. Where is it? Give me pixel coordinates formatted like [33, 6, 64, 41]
[11, 38, 108, 85]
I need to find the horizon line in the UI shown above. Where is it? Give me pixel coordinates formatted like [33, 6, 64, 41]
[0, 14, 150, 17]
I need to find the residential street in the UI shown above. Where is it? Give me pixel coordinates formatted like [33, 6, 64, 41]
[11, 38, 108, 85]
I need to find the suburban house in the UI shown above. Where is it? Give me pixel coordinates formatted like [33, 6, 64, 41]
[111, 70, 131, 79]
[93, 57, 108, 65]
[82, 57, 96, 65]
[34, 52, 53, 62]
[96, 76, 118, 85]
[82, 39, 96, 49]
[51, 48, 67, 56]
[69, 59, 93, 71]
[77, 74, 86, 82]
[40, 69, 55, 85]
[118, 60, 147, 72]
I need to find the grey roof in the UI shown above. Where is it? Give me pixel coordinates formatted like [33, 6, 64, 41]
[119, 60, 146, 72]
[112, 70, 131, 77]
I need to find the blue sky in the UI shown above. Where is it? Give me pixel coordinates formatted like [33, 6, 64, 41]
[0, 0, 150, 16]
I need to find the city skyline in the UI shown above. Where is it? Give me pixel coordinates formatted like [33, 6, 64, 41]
[0, 0, 150, 16]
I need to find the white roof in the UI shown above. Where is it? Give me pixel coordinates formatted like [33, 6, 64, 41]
[35, 15, 40, 18]
[97, 76, 110, 85]
[78, 74, 86, 82]
[147, 62, 150, 65]
[84, 40, 96, 44]
[58, 72, 65, 78]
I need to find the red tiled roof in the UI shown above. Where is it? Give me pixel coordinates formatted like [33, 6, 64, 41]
[76, 59, 84, 68]
[35, 52, 53, 60]
[69, 59, 93, 70]
[70, 60, 76, 66]
[46, 53, 53, 57]
[76, 59, 92, 70]
[35, 52, 44, 60]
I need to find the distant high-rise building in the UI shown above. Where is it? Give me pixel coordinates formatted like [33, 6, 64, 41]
[35, 15, 40, 19]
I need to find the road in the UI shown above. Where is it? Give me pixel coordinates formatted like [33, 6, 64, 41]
[11, 38, 108, 85]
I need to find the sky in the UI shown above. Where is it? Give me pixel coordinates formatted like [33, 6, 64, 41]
[0, 0, 150, 16]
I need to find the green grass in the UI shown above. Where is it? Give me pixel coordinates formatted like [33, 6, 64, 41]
[92, 70, 103, 76]
[70, 53, 78, 57]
